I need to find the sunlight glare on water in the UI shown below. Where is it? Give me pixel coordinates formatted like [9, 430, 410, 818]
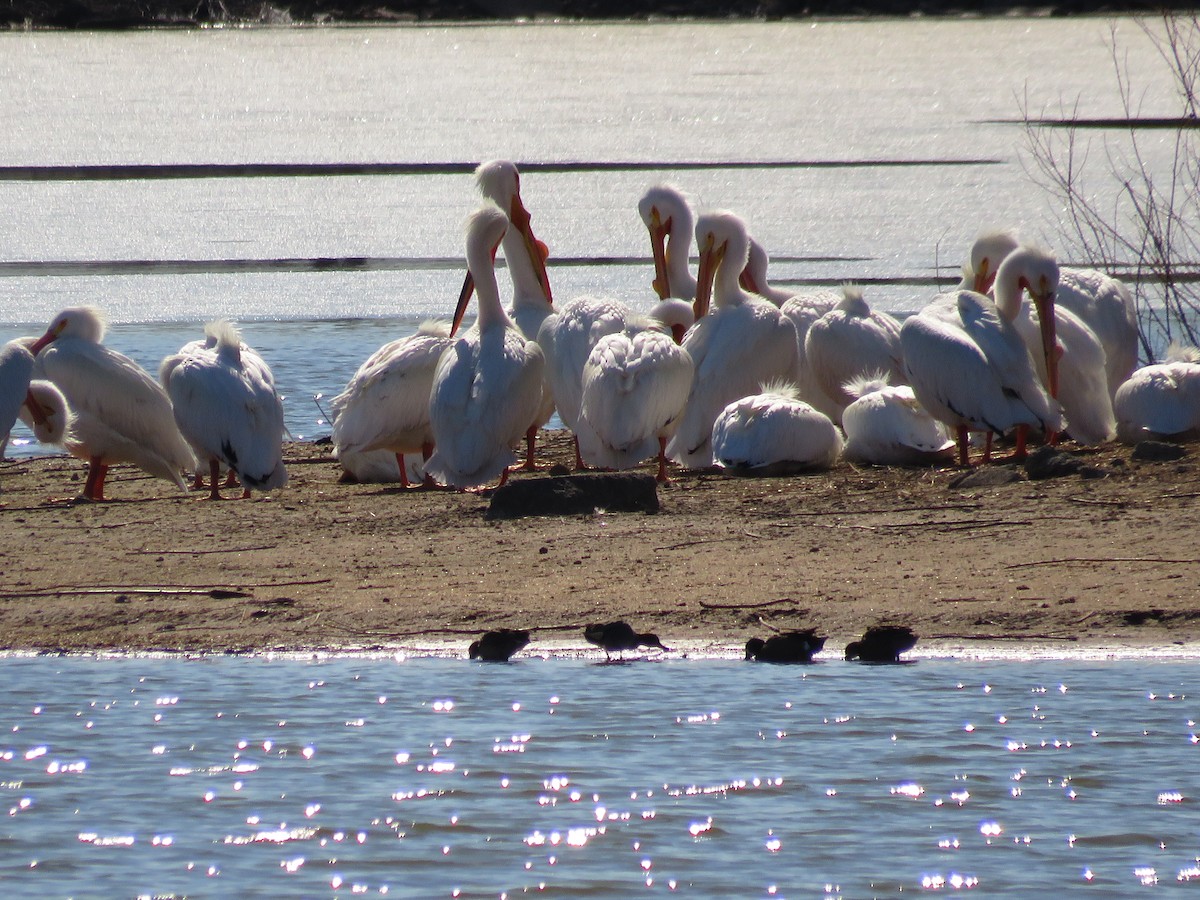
[0, 655, 1197, 896]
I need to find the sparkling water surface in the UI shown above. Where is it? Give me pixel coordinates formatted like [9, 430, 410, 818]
[1, 654, 1197, 896]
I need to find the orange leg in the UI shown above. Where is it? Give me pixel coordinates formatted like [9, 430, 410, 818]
[521, 425, 539, 471]
[207, 458, 224, 500]
[955, 426, 972, 467]
[83, 457, 109, 501]
[421, 442, 438, 489]
[656, 436, 670, 483]
[1012, 424, 1029, 461]
[395, 452, 412, 489]
[573, 435, 589, 471]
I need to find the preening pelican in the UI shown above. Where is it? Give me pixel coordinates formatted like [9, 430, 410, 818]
[1, 339, 37, 459]
[18, 381, 70, 447]
[737, 236, 843, 414]
[160, 321, 287, 499]
[579, 309, 694, 481]
[745, 629, 826, 663]
[666, 210, 799, 468]
[1009, 254, 1116, 447]
[330, 321, 453, 489]
[475, 159, 557, 468]
[710, 382, 842, 475]
[804, 286, 905, 424]
[899, 248, 1065, 466]
[638, 184, 697, 304]
[841, 375, 954, 466]
[965, 231, 1138, 397]
[30, 307, 196, 500]
[844, 625, 918, 663]
[1113, 345, 1200, 443]
[426, 206, 546, 489]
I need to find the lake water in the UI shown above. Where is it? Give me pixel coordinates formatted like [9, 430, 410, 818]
[1, 652, 1198, 896]
[0, 17, 1182, 451]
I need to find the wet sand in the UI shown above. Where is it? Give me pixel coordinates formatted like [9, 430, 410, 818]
[1, 431, 1198, 657]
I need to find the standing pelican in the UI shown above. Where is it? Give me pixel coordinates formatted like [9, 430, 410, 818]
[666, 211, 799, 468]
[710, 382, 843, 475]
[426, 206, 546, 489]
[160, 321, 287, 499]
[804, 286, 906, 424]
[841, 375, 955, 466]
[474, 160, 557, 469]
[899, 248, 1065, 466]
[330, 321, 453, 489]
[1113, 345, 1200, 442]
[964, 231, 1138, 397]
[29, 307, 196, 500]
[638, 184, 697, 305]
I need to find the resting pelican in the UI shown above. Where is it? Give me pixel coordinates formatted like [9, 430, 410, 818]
[711, 382, 842, 474]
[475, 159, 557, 468]
[29, 307, 196, 500]
[426, 206, 546, 489]
[745, 629, 826, 663]
[160, 321, 287, 499]
[330, 321, 453, 489]
[638, 184, 697, 305]
[468, 628, 531, 662]
[845, 625, 918, 663]
[900, 247, 1066, 466]
[738, 236, 842, 415]
[804, 286, 905, 424]
[666, 211, 799, 468]
[965, 231, 1138, 397]
[1113, 345, 1200, 442]
[579, 309, 694, 481]
[841, 375, 955, 466]
[1, 339, 38, 458]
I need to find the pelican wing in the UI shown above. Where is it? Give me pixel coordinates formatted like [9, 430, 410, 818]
[0, 340, 35, 441]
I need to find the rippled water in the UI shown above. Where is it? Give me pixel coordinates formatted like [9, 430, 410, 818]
[1, 654, 1197, 896]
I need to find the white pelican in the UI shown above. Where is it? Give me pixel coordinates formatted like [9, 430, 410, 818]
[160, 321, 287, 499]
[19, 380, 70, 448]
[738, 236, 842, 414]
[29, 307, 196, 499]
[666, 211, 799, 468]
[330, 321, 453, 489]
[578, 309, 694, 481]
[1009, 256, 1116, 447]
[965, 231, 1138, 397]
[1113, 345, 1200, 443]
[804, 286, 905, 424]
[474, 159, 557, 469]
[1, 339, 37, 459]
[638, 184, 697, 305]
[841, 375, 955, 466]
[711, 382, 843, 474]
[426, 206, 546, 489]
[899, 247, 1066, 466]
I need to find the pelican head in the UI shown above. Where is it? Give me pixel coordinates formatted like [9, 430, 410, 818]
[474, 159, 553, 305]
[638, 185, 694, 302]
[647, 298, 695, 344]
[693, 210, 752, 320]
[998, 245, 1061, 398]
[29, 306, 107, 354]
[738, 235, 770, 296]
[968, 230, 1020, 294]
[20, 380, 70, 445]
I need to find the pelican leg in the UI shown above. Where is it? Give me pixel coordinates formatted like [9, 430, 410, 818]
[206, 458, 224, 500]
[395, 452, 412, 489]
[191, 470, 206, 491]
[420, 442, 439, 489]
[573, 435, 590, 471]
[983, 432, 993, 462]
[521, 425, 539, 471]
[82, 457, 109, 501]
[1012, 424, 1030, 461]
[955, 426, 972, 467]
[656, 436, 670, 483]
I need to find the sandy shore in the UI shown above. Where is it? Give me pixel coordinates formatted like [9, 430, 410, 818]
[1, 431, 1198, 657]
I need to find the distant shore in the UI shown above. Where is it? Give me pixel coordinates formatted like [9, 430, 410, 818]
[2, 0, 1190, 29]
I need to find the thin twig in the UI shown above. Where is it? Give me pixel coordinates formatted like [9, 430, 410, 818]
[654, 536, 740, 551]
[926, 632, 1078, 642]
[699, 597, 798, 611]
[1006, 556, 1200, 569]
[131, 545, 279, 555]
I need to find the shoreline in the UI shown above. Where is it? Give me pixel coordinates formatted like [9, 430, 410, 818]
[2, 432, 1199, 656]
[1, 2, 1182, 30]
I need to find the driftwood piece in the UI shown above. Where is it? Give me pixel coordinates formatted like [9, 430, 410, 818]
[486, 473, 659, 520]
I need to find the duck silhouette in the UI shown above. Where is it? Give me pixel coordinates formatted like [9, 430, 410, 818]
[468, 628, 531, 662]
[745, 629, 826, 663]
[844, 625, 918, 663]
[584, 621, 669, 660]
